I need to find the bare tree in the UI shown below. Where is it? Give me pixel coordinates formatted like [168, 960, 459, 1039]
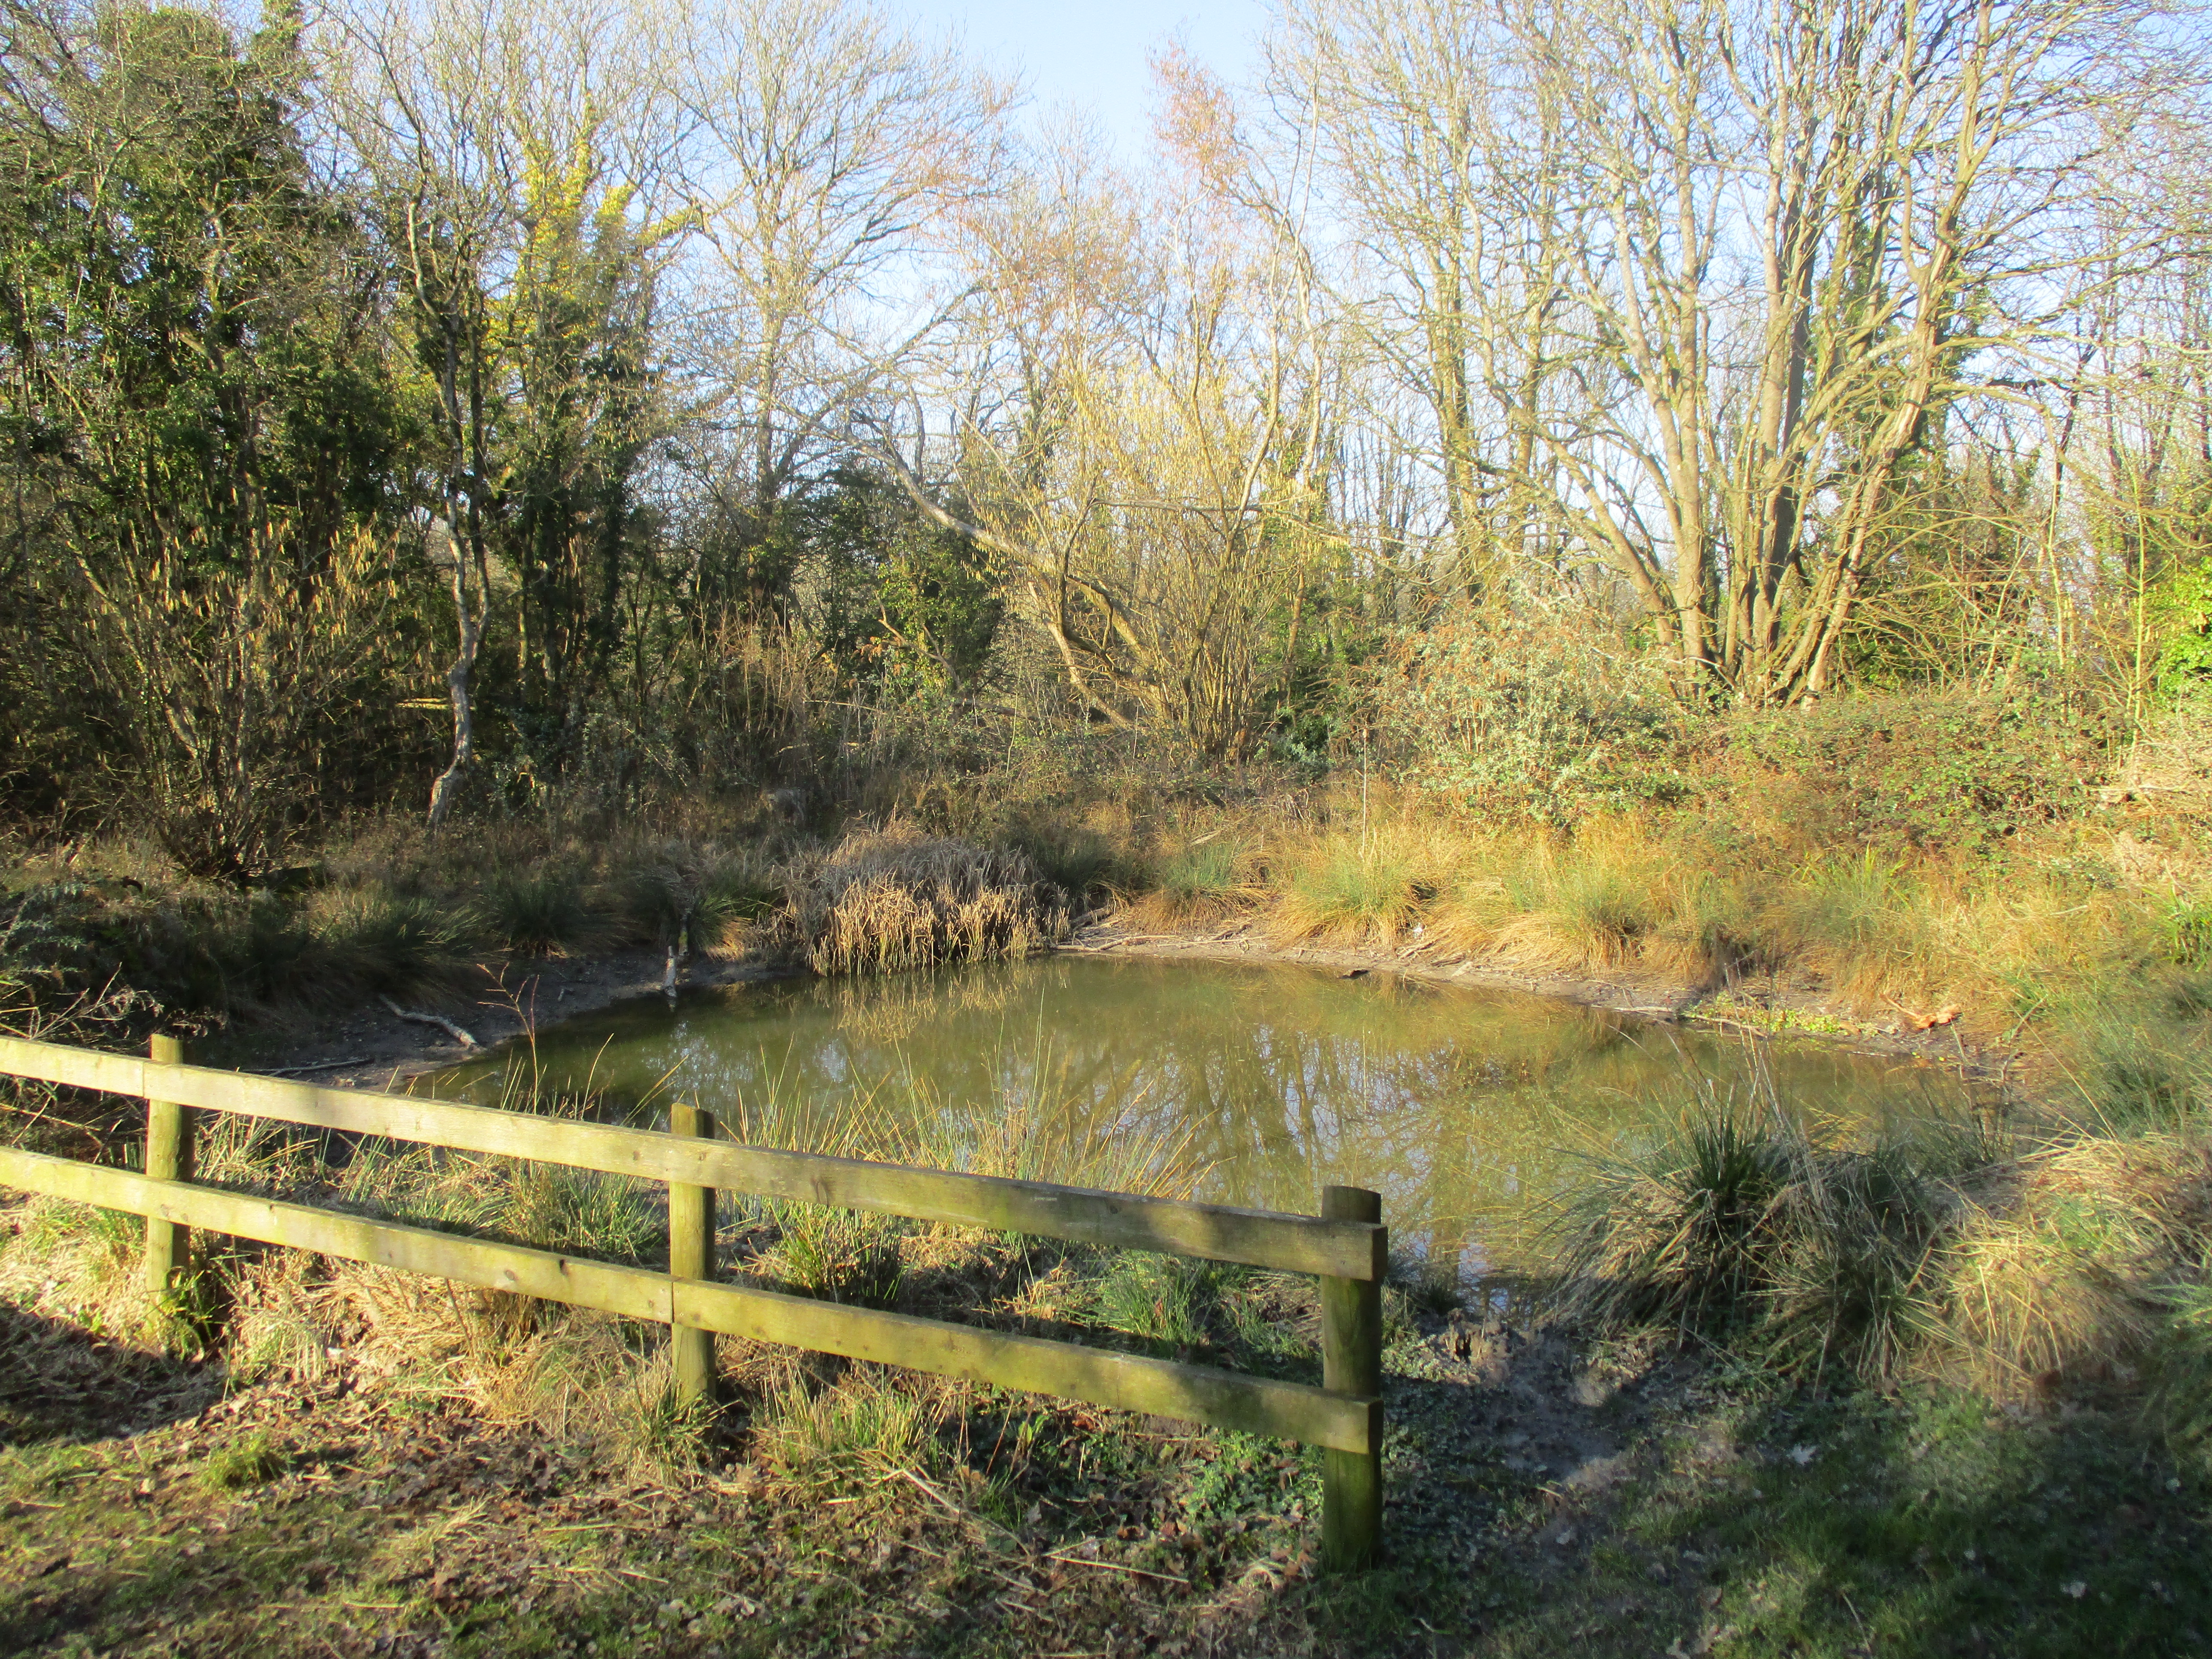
[664, 0, 1006, 618]
[1278, 0, 2168, 704]
[1270, 0, 1576, 595]
[872, 98, 1348, 758]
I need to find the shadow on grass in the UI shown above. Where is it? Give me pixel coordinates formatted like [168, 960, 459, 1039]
[1451, 1380, 2211, 1659]
[0, 1300, 222, 1446]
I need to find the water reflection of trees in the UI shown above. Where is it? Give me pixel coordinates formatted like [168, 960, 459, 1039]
[446, 959, 1980, 1279]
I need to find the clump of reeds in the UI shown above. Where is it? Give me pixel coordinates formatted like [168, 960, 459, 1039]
[1270, 831, 1443, 945]
[1125, 834, 1260, 927]
[783, 827, 1068, 975]
[1549, 1064, 1999, 1389]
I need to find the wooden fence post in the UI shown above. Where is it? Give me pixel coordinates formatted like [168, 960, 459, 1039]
[668, 1104, 717, 1406]
[1320, 1184, 1383, 1571]
[143, 1034, 192, 1296]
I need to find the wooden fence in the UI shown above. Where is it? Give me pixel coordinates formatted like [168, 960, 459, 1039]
[0, 1035, 1387, 1569]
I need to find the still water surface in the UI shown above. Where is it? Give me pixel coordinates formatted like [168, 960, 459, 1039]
[429, 956, 1979, 1279]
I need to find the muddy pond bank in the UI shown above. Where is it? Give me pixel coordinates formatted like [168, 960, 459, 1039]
[226, 916, 2009, 1109]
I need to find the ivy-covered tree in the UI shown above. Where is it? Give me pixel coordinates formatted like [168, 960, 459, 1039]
[0, 0, 427, 874]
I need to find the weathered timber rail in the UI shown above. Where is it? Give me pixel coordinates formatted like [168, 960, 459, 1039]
[0, 1035, 1388, 1569]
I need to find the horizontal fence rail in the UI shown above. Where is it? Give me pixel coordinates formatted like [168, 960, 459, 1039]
[0, 1039, 1385, 1282]
[0, 1034, 1389, 1568]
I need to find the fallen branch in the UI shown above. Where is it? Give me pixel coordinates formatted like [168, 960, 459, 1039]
[378, 997, 480, 1049]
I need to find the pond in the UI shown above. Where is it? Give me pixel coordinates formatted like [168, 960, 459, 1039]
[428, 955, 1985, 1282]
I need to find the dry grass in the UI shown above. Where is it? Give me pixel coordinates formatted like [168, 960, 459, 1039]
[0, 1196, 158, 1343]
[1268, 828, 1450, 945]
[1938, 1133, 2212, 1399]
[784, 826, 1069, 975]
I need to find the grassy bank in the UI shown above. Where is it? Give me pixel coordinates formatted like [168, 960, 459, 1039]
[10, 684, 2203, 1105]
[2, 1154, 2206, 1656]
[0, 1038, 2208, 1653]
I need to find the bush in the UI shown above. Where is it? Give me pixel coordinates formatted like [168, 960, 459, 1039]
[1368, 597, 1684, 823]
[1728, 688, 2114, 854]
[0, 881, 117, 997]
[1008, 823, 1124, 905]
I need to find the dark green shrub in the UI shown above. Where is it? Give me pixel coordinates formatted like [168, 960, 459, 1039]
[479, 870, 591, 956]
[1369, 602, 1686, 823]
[0, 881, 123, 996]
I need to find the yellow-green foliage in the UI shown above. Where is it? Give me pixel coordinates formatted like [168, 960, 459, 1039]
[754, 1368, 938, 1490]
[1270, 832, 1444, 945]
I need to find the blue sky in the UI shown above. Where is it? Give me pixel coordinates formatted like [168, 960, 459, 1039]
[890, 0, 1269, 157]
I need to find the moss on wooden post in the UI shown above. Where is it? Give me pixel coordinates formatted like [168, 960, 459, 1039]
[668, 1103, 718, 1406]
[1320, 1184, 1384, 1571]
[143, 1034, 192, 1296]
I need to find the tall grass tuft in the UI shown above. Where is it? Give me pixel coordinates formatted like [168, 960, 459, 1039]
[1137, 837, 1253, 924]
[787, 828, 1068, 975]
[755, 1368, 939, 1491]
[1271, 837, 1438, 945]
[1551, 1065, 1996, 1387]
[1942, 1132, 2212, 1397]
[612, 843, 781, 954]
[315, 889, 480, 995]
[2151, 1275, 2212, 1474]
[476, 869, 592, 957]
